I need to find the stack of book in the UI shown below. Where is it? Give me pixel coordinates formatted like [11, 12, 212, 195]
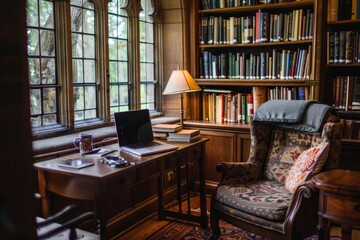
[152, 123, 182, 140]
[167, 129, 201, 143]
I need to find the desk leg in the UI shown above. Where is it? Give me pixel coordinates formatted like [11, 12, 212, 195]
[158, 171, 165, 220]
[94, 193, 107, 240]
[342, 225, 352, 240]
[176, 166, 182, 212]
[198, 144, 208, 228]
[37, 171, 51, 217]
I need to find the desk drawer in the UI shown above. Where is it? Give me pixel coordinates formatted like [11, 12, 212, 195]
[107, 170, 134, 192]
[136, 161, 160, 180]
[185, 145, 201, 162]
[325, 194, 360, 221]
[164, 152, 185, 170]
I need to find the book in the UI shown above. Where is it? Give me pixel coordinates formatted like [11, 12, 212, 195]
[57, 158, 94, 169]
[167, 134, 201, 143]
[153, 131, 168, 139]
[152, 124, 182, 133]
[328, 0, 338, 21]
[81, 148, 116, 157]
[168, 129, 200, 139]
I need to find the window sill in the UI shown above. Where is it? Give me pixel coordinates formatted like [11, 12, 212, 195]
[32, 116, 180, 159]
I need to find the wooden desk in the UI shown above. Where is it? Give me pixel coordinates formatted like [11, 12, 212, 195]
[34, 139, 209, 240]
[312, 169, 360, 240]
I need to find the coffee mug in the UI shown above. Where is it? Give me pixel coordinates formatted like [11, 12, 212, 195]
[73, 133, 93, 154]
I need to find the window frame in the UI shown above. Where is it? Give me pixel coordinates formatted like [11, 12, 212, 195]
[28, 0, 163, 140]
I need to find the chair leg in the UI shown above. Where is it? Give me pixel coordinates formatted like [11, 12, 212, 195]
[210, 192, 221, 239]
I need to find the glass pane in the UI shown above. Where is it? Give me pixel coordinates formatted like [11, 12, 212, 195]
[108, 15, 118, 38]
[84, 60, 95, 83]
[83, 1, 94, 10]
[70, 0, 82, 7]
[43, 87, 56, 113]
[43, 114, 57, 125]
[29, 58, 40, 84]
[27, 29, 39, 56]
[140, 84, 146, 103]
[85, 109, 96, 119]
[39, 0, 54, 28]
[71, 6, 82, 32]
[72, 33, 83, 58]
[146, 84, 155, 102]
[109, 61, 118, 82]
[118, 17, 127, 39]
[31, 115, 41, 127]
[146, 43, 154, 62]
[40, 30, 55, 56]
[83, 8, 95, 34]
[30, 89, 41, 115]
[147, 63, 154, 81]
[74, 111, 83, 121]
[74, 86, 84, 110]
[139, 21, 145, 42]
[83, 35, 95, 58]
[41, 58, 56, 84]
[108, 1, 117, 14]
[139, 43, 145, 62]
[110, 85, 119, 106]
[118, 62, 128, 82]
[145, 23, 154, 43]
[118, 39, 128, 60]
[27, 0, 38, 27]
[119, 85, 128, 105]
[140, 63, 146, 81]
[108, 39, 117, 60]
[85, 86, 96, 108]
[73, 59, 83, 83]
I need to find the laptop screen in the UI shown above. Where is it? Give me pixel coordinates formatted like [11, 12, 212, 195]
[114, 109, 154, 147]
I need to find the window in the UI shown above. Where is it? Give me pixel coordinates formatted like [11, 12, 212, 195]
[139, 0, 155, 110]
[26, 0, 161, 137]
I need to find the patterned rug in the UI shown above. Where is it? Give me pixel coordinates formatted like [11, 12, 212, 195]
[145, 219, 341, 240]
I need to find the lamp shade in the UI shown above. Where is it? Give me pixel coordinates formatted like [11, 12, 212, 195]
[163, 69, 201, 95]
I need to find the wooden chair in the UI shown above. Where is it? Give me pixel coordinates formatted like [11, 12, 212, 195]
[210, 100, 343, 240]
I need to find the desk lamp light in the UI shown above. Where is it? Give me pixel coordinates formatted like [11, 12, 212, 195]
[162, 67, 201, 125]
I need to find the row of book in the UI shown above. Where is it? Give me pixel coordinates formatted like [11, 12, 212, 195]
[327, 31, 360, 64]
[200, 9, 314, 45]
[328, 0, 360, 21]
[199, 47, 312, 80]
[201, 86, 309, 123]
[332, 76, 360, 110]
[201, 0, 296, 9]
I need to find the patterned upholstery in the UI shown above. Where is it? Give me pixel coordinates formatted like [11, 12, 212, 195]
[211, 105, 343, 240]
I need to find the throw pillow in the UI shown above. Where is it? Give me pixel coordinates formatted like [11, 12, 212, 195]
[285, 142, 330, 193]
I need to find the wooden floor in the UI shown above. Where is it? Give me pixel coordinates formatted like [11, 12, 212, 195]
[113, 194, 360, 240]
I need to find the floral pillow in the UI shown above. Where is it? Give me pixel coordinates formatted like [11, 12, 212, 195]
[285, 142, 330, 193]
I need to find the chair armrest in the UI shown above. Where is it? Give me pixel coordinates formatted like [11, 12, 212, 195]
[37, 205, 76, 228]
[38, 211, 95, 240]
[217, 162, 260, 185]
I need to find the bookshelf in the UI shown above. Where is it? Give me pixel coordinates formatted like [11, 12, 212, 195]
[185, 0, 322, 184]
[192, 0, 320, 121]
[320, 0, 360, 140]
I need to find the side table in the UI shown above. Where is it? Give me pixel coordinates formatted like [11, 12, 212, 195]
[312, 169, 360, 240]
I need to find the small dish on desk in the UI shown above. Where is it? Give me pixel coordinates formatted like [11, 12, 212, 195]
[57, 158, 94, 169]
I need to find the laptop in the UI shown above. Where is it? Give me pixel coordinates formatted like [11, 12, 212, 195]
[114, 109, 178, 156]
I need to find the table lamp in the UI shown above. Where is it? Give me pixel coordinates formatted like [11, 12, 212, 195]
[163, 67, 201, 125]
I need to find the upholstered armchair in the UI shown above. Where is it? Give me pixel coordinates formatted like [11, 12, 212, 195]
[210, 100, 343, 240]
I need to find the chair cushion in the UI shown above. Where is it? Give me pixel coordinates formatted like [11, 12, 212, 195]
[216, 180, 292, 221]
[285, 142, 330, 193]
[265, 130, 313, 183]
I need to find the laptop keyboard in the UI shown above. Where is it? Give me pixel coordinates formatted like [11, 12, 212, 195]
[127, 141, 160, 149]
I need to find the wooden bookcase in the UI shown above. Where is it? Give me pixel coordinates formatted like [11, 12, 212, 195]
[319, 0, 360, 140]
[186, 0, 323, 186]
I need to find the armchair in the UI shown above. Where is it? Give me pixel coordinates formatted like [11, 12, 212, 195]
[210, 100, 343, 240]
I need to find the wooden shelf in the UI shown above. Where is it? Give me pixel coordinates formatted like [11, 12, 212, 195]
[200, 40, 313, 49]
[184, 120, 250, 131]
[196, 78, 316, 87]
[199, 0, 313, 14]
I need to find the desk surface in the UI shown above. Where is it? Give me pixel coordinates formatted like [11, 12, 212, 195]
[34, 139, 208, 179]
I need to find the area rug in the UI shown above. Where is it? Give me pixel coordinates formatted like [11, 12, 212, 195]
[145, 219, 341, 240]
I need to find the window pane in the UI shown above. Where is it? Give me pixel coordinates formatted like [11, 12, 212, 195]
[43, 87, 57, 113]
[71, 0, 98, 122]
[108, 0, 129, 113]
[27, 0, 59, 129]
